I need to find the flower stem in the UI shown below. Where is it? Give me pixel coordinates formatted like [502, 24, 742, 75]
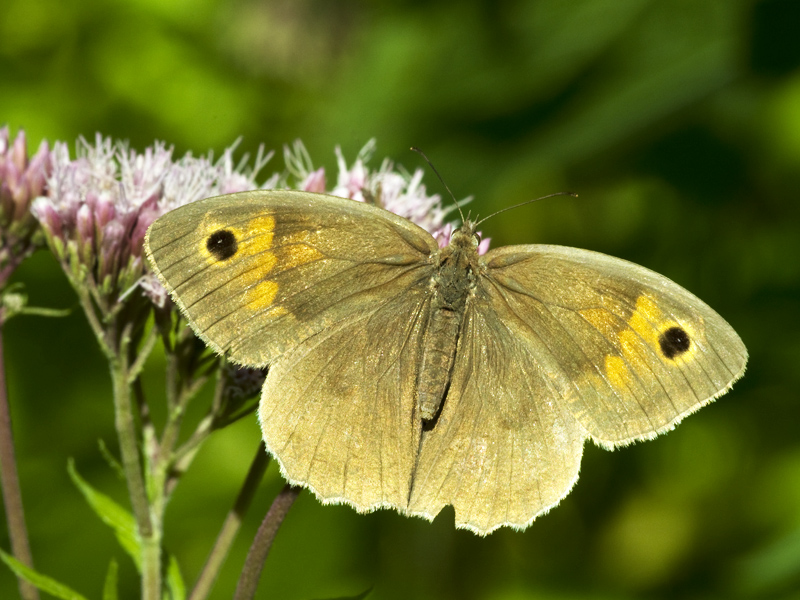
[109, 358, 152, 534]
[109, 356, 160, 599]
[0, 325, 39, 600]
[128, 324, 159, 383]
[189, 444, 270, 600]
[233, 484, 300, 600]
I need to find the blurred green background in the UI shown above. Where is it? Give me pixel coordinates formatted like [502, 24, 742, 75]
[1, 0, 798, 598]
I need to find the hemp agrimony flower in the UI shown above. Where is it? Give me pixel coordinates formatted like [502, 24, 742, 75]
[282, 138, 486, 251]
[32, 136, 268, 315]
[0, 127, 51, 288]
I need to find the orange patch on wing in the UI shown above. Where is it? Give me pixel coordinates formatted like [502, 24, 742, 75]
[195, 214, 325, 315]
[627, 294, 699, 362]
[627, 295, 661, 347]
[234, 216, 280, 292]
[245, 279, 280, 311]
[584, 294, 702, 390]
[617, 328, 652, 377]
[238, 216, 277, 257]
[605, 355, 632, 392]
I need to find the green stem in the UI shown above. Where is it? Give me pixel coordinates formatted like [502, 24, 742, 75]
[110, 356, 160, 600]
[167, 362, 226, 489]
[188, 445, 270, 600]
[140, 534, 162, 600]
[233, 484, 300, 600]
[157, 360, 214, 501]
[133, 378, 158, 482]
[77, 289, 113, 359]
[157, 374, 209, 475]
[0, 324, 40, 600]
[170, 413, 213, 466]
[128, 324, 159, 384]
[73, 274, 163, 599]
[163, 418, 212, 500]
[109, 355, 152, 534]
[118, 321, 165, 600]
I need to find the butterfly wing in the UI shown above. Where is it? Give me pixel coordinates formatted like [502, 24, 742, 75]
[146, 190, 441, 512]
[407, 298, 585, 534]
[408, 244, 746, 534]
[479, 244, 748, 445]
[259, 281, 431, 510]
[145, 190, 439, 366]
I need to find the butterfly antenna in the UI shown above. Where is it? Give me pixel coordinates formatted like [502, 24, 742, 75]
[410, 147, 466, 223]
[473, 191, 578, 228]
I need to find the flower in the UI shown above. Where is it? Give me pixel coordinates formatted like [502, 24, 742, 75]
[282, 139, 489, 251]
[0, 126, 52, 283]
[33, 136, 167, 305]
[331, 142, 372, 201]
[32, 135, 269, 311]
[301, 168, 326, 193]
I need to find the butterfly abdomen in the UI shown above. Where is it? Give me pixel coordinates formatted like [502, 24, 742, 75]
[417, 307, 461, 420]
[417, 238, 478, 422]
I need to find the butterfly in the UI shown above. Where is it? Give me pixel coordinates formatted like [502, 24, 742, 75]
[144, 189, 747, 535]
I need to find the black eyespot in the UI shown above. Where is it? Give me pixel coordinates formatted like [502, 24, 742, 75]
[206, 229, 238, 261]
[659, 326, 691, 359]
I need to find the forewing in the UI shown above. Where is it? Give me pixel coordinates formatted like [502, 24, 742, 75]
[479, 244, 748, 446]
[407, 296, 585, 535]
[259, 280, 431, 511]
[145, 190, 439, 366]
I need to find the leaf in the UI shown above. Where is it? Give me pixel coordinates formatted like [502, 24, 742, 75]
[164, 553, 185, 600]
[67, 458, 141, 568]
[103, 559, 119, 600]
[0, 548, 89, 600]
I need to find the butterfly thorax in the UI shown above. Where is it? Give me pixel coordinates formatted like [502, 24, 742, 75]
[416, 223, 480, 422]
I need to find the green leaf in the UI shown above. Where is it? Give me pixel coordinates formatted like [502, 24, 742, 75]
[103, 559, 119, 600]
[0, 548, 89, 600]
[164, 553, 185, 600]
[67, 458, 141, 568]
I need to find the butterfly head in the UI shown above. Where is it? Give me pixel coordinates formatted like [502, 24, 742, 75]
[450, 219, 481, 251]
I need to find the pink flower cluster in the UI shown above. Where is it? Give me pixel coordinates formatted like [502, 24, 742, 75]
[0, 127, 52, 279]
[31, 135, 268, 307]
[285, 139, 488, 253]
